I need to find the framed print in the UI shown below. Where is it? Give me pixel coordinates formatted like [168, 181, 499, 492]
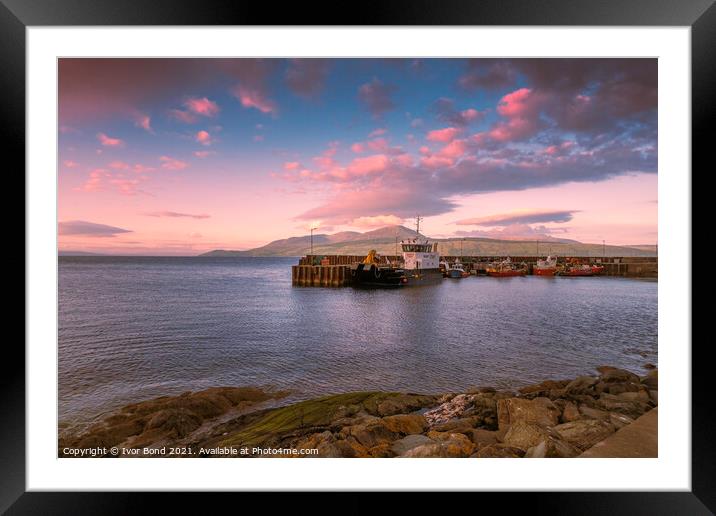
[7, 0, 713, 510]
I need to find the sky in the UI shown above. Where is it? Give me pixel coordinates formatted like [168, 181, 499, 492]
[58, 58, 657, 255]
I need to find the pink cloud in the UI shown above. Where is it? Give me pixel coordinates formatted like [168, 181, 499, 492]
[351, 214, 404, 228]
[253, 135, 264, 142]
[283, 161, 301, 170]
[496, 88, 534, 117]
[63, 160, 78, 168]
[193, 150, 214, 158]
[184, 97, 219, 117]
[108, 160, 130, 170]
[544, 141, 576, 156]
[368, 128, 387, 138]
[76, 168, 109, 192]
[366, 138, 389, 152]
[145, 211, 210, 219]
[168, 109, 198, 124]
[133, 113, 153, 132]
[97, 132, 124, 147]
[346, 154, 390, 176]
[195, 130, 212, 146]
[233, 85, 277, 115]
[427, 127, 461, 143]
[460, 108, 481, 122]
[159, 156, 189, 170]
[438, 139, 469, 159]
[132, 163, 156, 173]
[421, 155, 455, 169]
[109, 177, 141, 195]
[351, 143, 365, 153]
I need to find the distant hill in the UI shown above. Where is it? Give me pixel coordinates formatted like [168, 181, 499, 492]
[199, 225, 657, 258]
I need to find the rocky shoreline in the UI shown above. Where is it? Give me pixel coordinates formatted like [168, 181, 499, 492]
[59, 366, 657, 458]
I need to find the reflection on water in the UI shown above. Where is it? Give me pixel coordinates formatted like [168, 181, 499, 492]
[59, 256, 657, 425]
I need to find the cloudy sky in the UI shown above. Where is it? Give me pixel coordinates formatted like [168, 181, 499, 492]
[58, 58, 657, 255]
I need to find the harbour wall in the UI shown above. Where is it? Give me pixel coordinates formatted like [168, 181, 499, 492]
[292, 255, 657, 286]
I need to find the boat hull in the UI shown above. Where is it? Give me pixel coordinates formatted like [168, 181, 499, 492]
[534, 268, 556, 276]
[403, 269, 444, 286]
[350, 264, 407, 288]
[558, 269, 594, 277]
[487, 270, 527, 277]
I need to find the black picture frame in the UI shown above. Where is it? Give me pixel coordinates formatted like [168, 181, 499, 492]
[5, 0, 712, 510]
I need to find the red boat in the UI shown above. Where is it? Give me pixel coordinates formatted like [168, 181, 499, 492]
[533, 255, 557, 276]
[591, 265, 605, 275]
[487, 258, 527, 277]
[557, 264, 594, 276]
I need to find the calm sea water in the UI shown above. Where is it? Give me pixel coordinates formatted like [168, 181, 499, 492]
[59, 256, 657, 427]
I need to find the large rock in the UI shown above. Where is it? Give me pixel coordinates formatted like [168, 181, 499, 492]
[524, 438, 580, 458]
[564, 376, 598, 395]
[294, 431, 343, 458]
[578, 405, 610, 421]
[596, 393, 651, 419]
[561, 402, 581, 423]
[497, 397, 560, 431]
[472, 444, 525, 458]
[602, 382, 642, 395]
[465, 428, 500, 447]
[374, 394, 438, 417]
[518, 379, 569, 396]
[616, 391, 650, 403]
[345, 420, 398, 448]
[390, 434, 434, 456]
[502, 421, 563, 451]
[401, 437, 475, 458]
[554, 419, 616, 451]
[60, 386, 282, 455]
[597, 366, 640, 384]
[333, 437, 369, 458]
[381, 414, 428, 435]
[642, 370, 658, 390]
[431, 417, 480, 433]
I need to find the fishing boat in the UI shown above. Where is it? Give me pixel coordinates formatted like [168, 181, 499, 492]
[400, 217, 443, 286]
[558, 264, 594, 276]
[534, 255, 558, 276]
[556, 258, 603, 277]
[350, 250, 407, 288]
[447, 258, 469, 278]
[486, 257, 527, 277]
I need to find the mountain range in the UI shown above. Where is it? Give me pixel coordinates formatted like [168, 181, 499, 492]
[200, 225, 657, 258]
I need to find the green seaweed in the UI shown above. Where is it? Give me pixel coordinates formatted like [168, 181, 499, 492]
[220, 391, 401, 447]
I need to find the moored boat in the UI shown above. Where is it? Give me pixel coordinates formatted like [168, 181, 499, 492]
[447, 258, 469, 278]
[400, 217, 443, 286]
[534, 255, 557, 276]
[350, 250, 407, 288]
[486, 257, 527, 277]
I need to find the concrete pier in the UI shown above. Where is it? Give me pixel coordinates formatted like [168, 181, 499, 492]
[579, 407, 658, 458]
[292, 264, 352, 287]
[296, 255, 657, 283]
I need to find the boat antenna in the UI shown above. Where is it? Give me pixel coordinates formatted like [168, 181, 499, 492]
[415, 215, 423, 238]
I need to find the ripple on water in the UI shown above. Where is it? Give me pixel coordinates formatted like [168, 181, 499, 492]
[59, 256, 657, 425]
